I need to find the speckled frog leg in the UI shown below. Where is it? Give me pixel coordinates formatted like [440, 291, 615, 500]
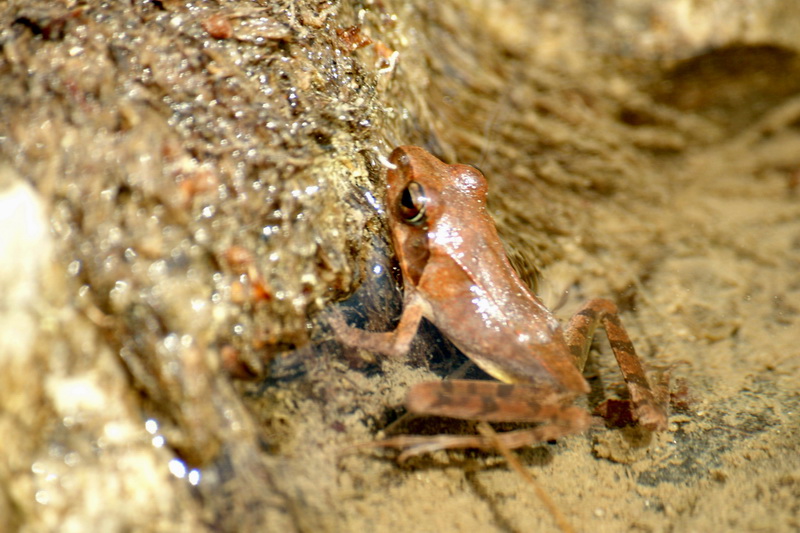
[563, 298, 669, 432]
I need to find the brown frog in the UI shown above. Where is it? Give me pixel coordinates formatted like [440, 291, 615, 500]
[332, 145, 668, 457]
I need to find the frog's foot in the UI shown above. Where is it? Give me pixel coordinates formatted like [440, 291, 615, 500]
[593, 366, 671, 430]
[637, 364, 672, 430]
[326, 307, 404, 358]
[326, 296, 426, 359]
[594, 398, 667, 431]
[635, 398, 669, 432]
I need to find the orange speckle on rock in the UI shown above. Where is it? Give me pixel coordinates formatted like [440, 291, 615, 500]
[203, 14, 233, 40]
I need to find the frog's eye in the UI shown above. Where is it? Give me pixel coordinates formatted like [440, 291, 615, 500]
[398, 181, 427, 226]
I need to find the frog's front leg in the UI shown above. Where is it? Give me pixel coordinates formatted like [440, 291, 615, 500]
[329, 292, 427, 359]
[564, 298, 669, 431]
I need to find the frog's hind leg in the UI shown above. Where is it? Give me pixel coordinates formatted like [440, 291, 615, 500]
[364, 423, 585, 462]
[563, 298, 668, 431]
[361, 380, 592, 460]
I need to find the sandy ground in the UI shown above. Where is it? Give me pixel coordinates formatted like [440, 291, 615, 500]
[247, 95, 800, 533]
[245, 4, 800, 531]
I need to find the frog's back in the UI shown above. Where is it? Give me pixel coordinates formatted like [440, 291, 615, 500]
[417, 236, 588, 394]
